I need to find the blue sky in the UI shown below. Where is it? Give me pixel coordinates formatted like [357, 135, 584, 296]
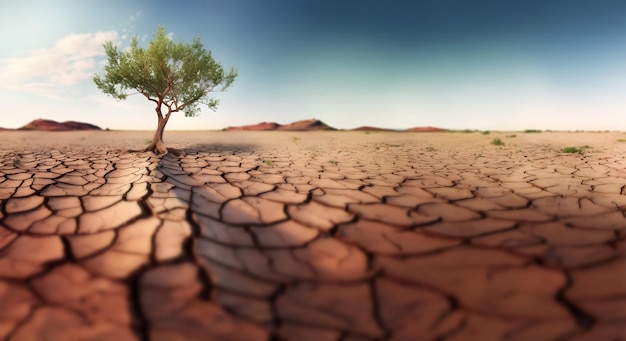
[1, 0, 626, 130]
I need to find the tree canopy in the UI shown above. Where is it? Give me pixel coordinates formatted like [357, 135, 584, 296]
[93, 25, 237, 153]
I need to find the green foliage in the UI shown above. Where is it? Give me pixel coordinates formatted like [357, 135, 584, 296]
[524, 129, 542, 133]
[481, 131, 490, 135]
[563, 146, 583, 154]
[491, 138, 505, 146]
[93, 25, 237, 118]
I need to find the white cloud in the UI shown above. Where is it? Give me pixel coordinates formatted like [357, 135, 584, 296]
[121, 11, 141, 35]
[130, 11, 142, 23]
[0, 31, 118, 99]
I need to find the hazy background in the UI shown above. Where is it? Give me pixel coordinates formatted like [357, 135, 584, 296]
[1, 0, 626, 131]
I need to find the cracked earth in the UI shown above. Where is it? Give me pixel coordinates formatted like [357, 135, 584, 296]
[0, 130, 625, 341]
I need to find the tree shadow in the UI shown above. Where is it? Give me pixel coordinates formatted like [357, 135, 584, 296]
[134, 142, 286, 339]
[178, 143, 257, 154]
[139, 142, 378, 339]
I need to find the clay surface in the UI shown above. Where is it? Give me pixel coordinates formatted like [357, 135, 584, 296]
[0, 130, 625, 340]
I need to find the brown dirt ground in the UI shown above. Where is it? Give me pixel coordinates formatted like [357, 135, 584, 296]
[0, 130, 625, 340]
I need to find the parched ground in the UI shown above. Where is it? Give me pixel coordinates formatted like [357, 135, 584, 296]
[0, 130, 625, 341]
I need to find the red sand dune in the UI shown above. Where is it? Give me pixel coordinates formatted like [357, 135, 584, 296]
[225, 119, 337, 131]
[225, 121, 281, 131]
[224, 120, 447, 132]
[19, 119, 102, 131]
[277, 119, 336, 131]
[405, 126, 448, 132]
[351, 126, 397, 131]
[2, 118, 448, 133]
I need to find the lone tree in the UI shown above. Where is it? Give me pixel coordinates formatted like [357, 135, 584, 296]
[94, 25, 237, 154]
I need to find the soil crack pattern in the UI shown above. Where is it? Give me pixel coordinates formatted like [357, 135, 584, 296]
[0, 131, 625, 340]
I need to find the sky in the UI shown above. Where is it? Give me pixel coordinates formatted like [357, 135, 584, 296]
[1, 0, 626, 131]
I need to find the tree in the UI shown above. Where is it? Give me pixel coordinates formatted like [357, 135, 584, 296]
[93, 25, 237, 154]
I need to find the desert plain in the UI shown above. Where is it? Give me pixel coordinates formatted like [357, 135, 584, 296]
[0, 129, 625, 340]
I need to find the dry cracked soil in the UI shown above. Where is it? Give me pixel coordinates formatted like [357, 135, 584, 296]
[0, 130, 625, 341]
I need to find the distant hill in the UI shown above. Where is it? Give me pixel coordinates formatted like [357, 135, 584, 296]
[351, 126, 397, 131]
[19, 119, 102, 131]
[223, 120, 448, 132]
[277, 119, 336, 131]
[225, 118, 336, 131]
[405, 126, 448, 132]
[225, 121, 281, 131]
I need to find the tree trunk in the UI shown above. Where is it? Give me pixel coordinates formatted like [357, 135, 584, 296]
[143, 112, 170, 154]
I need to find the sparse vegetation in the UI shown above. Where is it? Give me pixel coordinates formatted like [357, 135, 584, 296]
[305, 146, 321, 157]
[482, 131, 491, 135]
[291, 136, 301, 142]
[374, 142, 402, 150]
[491, 138, 505, 146]
[144, 139, 153, 145]
[506, 134, 517, 138]
[617, 139, 626, 143]
[264, 160, 273, 166]
[562, 147, 578, 153]
[328, 159, 337, 165]
[562, 146, 586, 154]
[524, 129, 542, 133]
[425, 146, 436, 152]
